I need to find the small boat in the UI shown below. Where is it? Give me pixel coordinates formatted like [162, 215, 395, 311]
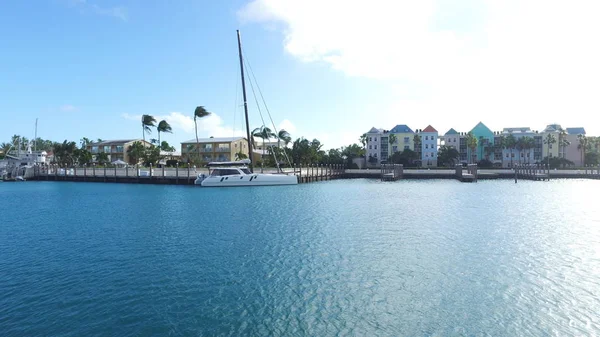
[194, 30, 298, 187]
[195, 159, 297, 187]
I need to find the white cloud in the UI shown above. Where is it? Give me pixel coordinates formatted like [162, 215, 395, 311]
[122, 112, 248, 140]
[278, 119, 296, 134]
[60, 105, 78, 112]
[66, 0, 127, 21]
[239, 0, 600, 136]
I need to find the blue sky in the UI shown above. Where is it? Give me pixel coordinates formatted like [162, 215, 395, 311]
[1, 0, 599, 149]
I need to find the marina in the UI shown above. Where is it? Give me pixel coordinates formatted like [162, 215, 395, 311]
[19, 164, 600, 185]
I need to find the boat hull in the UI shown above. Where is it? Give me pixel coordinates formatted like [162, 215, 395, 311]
[198, 173, 298, 187]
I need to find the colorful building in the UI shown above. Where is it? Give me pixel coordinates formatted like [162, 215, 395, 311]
[389, 124, 414, 154]
[542, 124, 562, 160]
[443, 128, 460, 149]
[468, 122, 495, 163]
[499, 127, 543, 167]
[564, 127, 586, 166]
[419, 125, 438, 167]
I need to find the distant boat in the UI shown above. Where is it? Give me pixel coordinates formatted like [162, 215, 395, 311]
[194, 31, 298, 187]
[1, 119, 47, 181]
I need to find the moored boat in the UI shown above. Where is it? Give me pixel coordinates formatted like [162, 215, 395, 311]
[195, 159, 298, 187]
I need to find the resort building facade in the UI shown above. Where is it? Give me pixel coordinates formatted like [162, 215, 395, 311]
[181, 137, 249, 163]
[86, 139, 152, 164]
[366, 121, 589, 168]
[418, 125, 438, 167]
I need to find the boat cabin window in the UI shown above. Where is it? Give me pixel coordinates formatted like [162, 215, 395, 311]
[211, 168, 241, 176]
[240, 168, 251, 174]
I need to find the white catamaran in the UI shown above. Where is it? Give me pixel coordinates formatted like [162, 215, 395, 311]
[195, 31, 298, 187]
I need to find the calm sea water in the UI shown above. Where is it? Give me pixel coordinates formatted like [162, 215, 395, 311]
[1, 179, 599, 336]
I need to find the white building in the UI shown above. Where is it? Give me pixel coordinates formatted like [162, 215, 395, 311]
[501, 127, 543, 167]
[365, 127, 385, 166]
[443, 128, 460, 149]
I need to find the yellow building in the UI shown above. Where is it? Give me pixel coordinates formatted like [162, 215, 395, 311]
[388, 124, 415, 155]
[542, 124, 561, 159]
[181, 137, 249, 163]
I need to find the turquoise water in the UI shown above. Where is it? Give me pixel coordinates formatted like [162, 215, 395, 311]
[1, 180, 599, 336]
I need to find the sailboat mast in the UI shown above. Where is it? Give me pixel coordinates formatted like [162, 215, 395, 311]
[237, 29, 253, 173]
[34, 118, 38, 152]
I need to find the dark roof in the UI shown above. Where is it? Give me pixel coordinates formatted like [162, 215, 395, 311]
[566, 127, 586, 135]
[390, 124, 414, 133]
[367, 127, 382, 133]
[91, 139, 142, 146]
[182, 137, 245, 144]
[445, 128, 459, 135]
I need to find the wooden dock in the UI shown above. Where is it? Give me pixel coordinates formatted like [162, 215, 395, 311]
[514, 164, 550, 182]
[28, 163, 346, 185]
[381, 164, 403, 181]
[455, 164, 478, 183]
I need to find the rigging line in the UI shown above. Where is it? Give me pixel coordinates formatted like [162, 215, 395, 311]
[242, 47, 293, 169]
[232, 68, 239, 139]
[243, 57, 281, 170]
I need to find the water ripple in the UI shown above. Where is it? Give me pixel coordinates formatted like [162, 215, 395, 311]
[1, 180, 600, 336]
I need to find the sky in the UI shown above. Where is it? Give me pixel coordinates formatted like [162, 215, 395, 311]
[1, 0, 599, 150]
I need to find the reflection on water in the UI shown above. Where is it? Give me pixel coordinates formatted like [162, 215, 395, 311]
[1, 179, 599, 336]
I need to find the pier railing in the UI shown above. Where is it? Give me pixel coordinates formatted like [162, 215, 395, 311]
[291, 163, 346, 184]
[514, 164, 550, 182]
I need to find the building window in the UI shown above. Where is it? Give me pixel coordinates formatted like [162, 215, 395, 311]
[116, 146, 124, 153]
[374, 153, 377, 158]
[374, 137, 377, 142]
[393, 146, 398, 152]
[374, 145, 377, 149]
[404, 145, 409, 150]
[404, 137, 409, 143]
[369, 137, 372, 141]
[369, 145, 372, 149]
[103, 146, 110, 153]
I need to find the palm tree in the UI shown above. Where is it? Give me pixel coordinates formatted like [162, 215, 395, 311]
[465, 132, 478, 164]
[127, 141, 146, 165]
[544, 133, 557, 167]
[494, 135, 505, 163]
[577, 134, 588, 166]
[157, 120, 173, 146]
[193, 106, 211, 161]
[388, 134, 397, 156]
[359, 133, 367, 149]
[141, 115, 156, 143]
[80, 137, 91, 149]
[558, 128, 568, 159]
[505, 134, 517, 167]
[413, 134, 422, 151]
[516, 137, 525, 164]
[277, 129, 291, 148]
[519, 136, 534, 164]
[252, 126, 276, 161]
[96, 152, 109, 165]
